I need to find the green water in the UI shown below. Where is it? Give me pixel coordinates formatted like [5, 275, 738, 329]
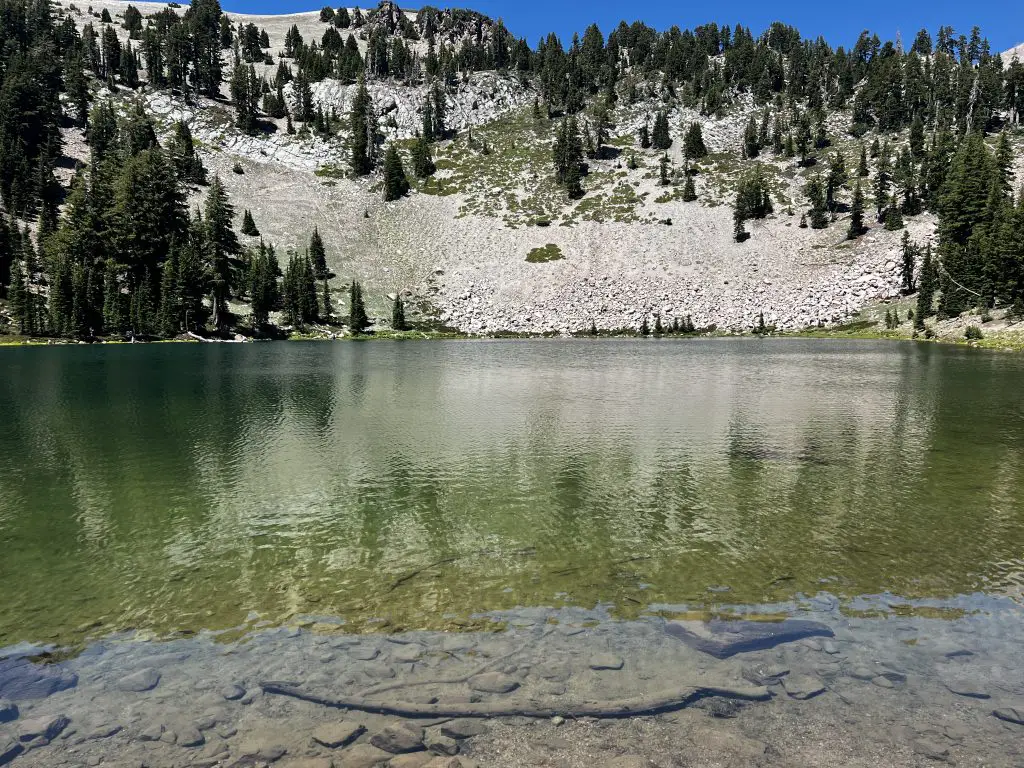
[1, 339, 1023, 646]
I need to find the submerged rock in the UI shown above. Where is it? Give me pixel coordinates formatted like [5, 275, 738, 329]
[116, 668, 161, 692]
[665, 619, 834, 659]
[588, 653, 624, 671]
[312, 721, 366, 749]
[439, 720, 488, 740]
[467, 672, 519, 694]
[782, 675, 826, 700]
[0, 700, 17, 724]
[0, 737, 23, 767]
[993, 707, 1024, 726]
[18, 713, 70, 744]
[0, 658, 78, 700]
[370, 722, 425, 754]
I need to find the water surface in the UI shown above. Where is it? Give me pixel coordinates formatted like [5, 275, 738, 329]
[1, 339, 1022, 646]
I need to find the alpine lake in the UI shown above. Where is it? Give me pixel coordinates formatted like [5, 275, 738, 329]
[1, 339, 1023, 767]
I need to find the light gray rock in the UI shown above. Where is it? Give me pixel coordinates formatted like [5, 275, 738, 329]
[335, 742, 392, 767]
[18, 713, 70, 744]
[370, 722, 425, 754]
[391, 644, 424, 663]
[312, 720, 366, 748]
[426, 734, 459, 756]
[467, 672, 519, 694]
[138, 722, 165, 742]
[589, 654, 624, 671]
[350, 647, 380, 662]
[782, 675, 826, 700]
[177, 724, 205, 748]
[221, 684, 246, 701]
[913, 738, 951, 762]
[86, 724, 122, 740]
[117, 668, 161, 692]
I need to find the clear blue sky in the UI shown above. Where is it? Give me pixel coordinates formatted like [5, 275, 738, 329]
[222, 0, 1024, 54]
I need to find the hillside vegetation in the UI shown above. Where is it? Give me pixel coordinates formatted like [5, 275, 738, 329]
[0, 0, 1023, 339]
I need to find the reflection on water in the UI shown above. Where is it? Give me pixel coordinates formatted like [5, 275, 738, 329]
[1, 339, 1023, 645]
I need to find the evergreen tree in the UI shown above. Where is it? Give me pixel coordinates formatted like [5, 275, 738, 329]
[348, 279, 369, 332]
[651, 111, 671, 150]
[322, 278, 332, 319]
[158, 247, 182, 335]
[392, 294, 407, 330]
[553, 117, 584, 199]
[247, 240, 279, 327]
[742, 115, 759, 158]
[683, 121, 707, 160]
[203, 176, 241, 328]
[900, 231, 917, 294]
[348, 76, 374, 176]
[411, 136, 435, 178]
[682, 172, 697, 202]
[638, 123, 651, 149]
[858, 143, 869, 177]
[240, 209, 259, 236]
[309, 227, 329, 280]
[915, 243, 937, 328]
[382, 144, 409, 201]
[847, 181, 866, 239]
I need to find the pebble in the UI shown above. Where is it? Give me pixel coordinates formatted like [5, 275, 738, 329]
[588, 653, 624, 671]
[370, 722, 425, 754]
[312, 721, 366, 749]
[551, 716, 565, 727]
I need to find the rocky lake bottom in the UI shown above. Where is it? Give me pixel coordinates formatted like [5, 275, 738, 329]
[2, 597, 1024, 768]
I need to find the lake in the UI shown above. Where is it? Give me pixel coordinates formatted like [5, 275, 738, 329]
[2, 339, 1022, 647]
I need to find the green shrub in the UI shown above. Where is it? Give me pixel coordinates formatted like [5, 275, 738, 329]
[526, 244, 563, 263]
[965, 325, 983, 341]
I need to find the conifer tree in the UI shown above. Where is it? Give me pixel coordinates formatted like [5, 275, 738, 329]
[322, 278, 332, 319]
[682, 172, 697, 202]
[900, 231, 917, 294]
[348, 279, 369, 332]
[411, 136, 435, 178]
[382, 145, 409, 201]
[683, 121, 707, 160]
[240, 209, 259, 236]
[308, 227, 329, 280]
[553, 117, 585, 199]
[743, 115, 759, 158]
[915, 243, 936, 328]
[638, 123, 651, 149]
[203, 176, 241, 328]
[392, 294, 406, 330]
[847, 181, 866, 239]
[858, 143, 869, 177]
[659, 153, 670, 186]
[651, 111, 671, 150]
[349, 76, 374, 176]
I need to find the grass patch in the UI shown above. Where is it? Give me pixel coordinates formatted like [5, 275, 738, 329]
[526, 243, 563, 263]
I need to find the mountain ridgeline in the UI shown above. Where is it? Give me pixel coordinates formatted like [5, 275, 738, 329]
[0, 0, 1023, 338]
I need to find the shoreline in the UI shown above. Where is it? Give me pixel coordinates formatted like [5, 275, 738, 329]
[3, 599, 1023, 768]
[2, 328, 1022, 352]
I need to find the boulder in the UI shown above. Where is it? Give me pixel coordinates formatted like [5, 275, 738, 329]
[18, 713, 70, 744]
[588, 654, 624, 671]
[0, 658, 78, 700]
[467, 673, 519, 694]
[116, 668, 161, 692]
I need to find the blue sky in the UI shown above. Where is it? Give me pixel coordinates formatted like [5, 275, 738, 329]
[224, 0, 1024, 54]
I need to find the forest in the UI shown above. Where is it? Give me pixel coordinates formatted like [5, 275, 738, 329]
[0, 0, 1023, 337]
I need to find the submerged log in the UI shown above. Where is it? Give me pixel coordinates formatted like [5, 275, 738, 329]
[260, 680, 771, 719]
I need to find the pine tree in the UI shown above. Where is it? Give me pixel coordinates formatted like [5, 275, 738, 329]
[411, 136, 435, 178]
[240, 209, 259, 236]
[158, 248, 181, 336]
[348, 279, 369, 332]
[651, 111, 671, 150]
[309, 227, 329, 280]
[743, 115, 759, 158]
[900, 231, 917, 294]
[848, 181, 866, 239]
[203, 176, 241, 329]
[349, 76, 374, 176]
[638, 123, 651, 149]
[659, 153, 670, 186]
[915, 243, 936, 328]
[683, 122, 707, 160]
[391, 294, 406, 330]
[322, 278, 333, 319]
[553, 117, 584, 199]
[382, 145, 409, 201]
[805, 175, 829, 229]
[639, 316, 650, 336]
[858, 143, 869, 177]
[682, 172, 697, 202]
